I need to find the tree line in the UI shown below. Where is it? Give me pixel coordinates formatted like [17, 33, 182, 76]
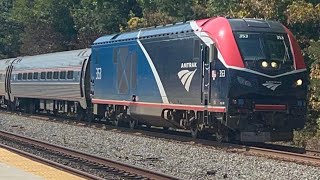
[0, 0, 319, 141]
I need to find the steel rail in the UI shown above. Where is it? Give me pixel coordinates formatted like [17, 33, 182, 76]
[242, 146, 320, 166]
[0, 130, 181, 180]
[0, 143, 103, 180]
[305, 149, 320, 157]
[1, 110, 320, 168]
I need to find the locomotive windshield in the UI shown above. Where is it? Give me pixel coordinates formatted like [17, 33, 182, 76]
[234, 32, 293, 63]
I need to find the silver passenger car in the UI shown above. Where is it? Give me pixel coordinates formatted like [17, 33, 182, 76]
[0, 58, 16, 105]
[10, 49, 91, 113]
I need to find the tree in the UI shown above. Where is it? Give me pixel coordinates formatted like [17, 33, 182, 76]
[72, 0, 136, 48]
[11, 0, 79, 55]
[0, 0, 22, 58]
[207, 0, 239, 17]
[127, 0, 208, 31]
[286, 0, 320, 46]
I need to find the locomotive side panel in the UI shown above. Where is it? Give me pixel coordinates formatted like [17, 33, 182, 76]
[140, 35, 202, 105]
[91, 41, 166, 123]
[92, 42, 163, 103]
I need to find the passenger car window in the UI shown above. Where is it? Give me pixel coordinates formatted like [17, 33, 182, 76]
[60, 71, 66, 79]
[47, 72, 52, 80]
[23, 73, 27, 80]
[18, 73, 22, 80]
[33, 72, 39, 80]
[27, 73, 33, 80]
[40, 72, 46, 79]
[67, 71, 74, 79]
[53, 71, 59, 79]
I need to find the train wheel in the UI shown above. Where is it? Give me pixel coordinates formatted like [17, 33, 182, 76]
[113, 118, 119, 126]
[53, 109, 58, 116]
[29, 102, 36, 114]
[7, 102, 15, 111]
[129, 119, 137, 129]
[215, 129, 237, 142]
[76, 109, 84, 121]
[215, 132, 225, 143]
[190, 127, 198, 139]
[86, 112, 92, 123]
[23, 102, 29, 113]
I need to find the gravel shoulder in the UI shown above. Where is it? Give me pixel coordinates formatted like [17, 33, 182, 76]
[0, 113, 320, 180]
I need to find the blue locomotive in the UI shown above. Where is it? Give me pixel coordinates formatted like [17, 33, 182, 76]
[0, 17, 307, 142]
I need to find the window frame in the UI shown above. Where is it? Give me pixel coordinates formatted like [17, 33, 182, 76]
[40, 72, 46, 80]
[27, 72, 33, 80]
[67, 71, 74, 80]
[17, 73, 22, 81]
[53, 71, 59, 80]
[46, 72, 53, 80]
[22, 73, 27, 80]
[33, 72, 39, 80]
[59, 71, 66, 80]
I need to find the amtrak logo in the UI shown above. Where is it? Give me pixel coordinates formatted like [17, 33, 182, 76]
[181, 62, 197, 68]
[178, 69, 197, 91]
[262, 81, 282, 91]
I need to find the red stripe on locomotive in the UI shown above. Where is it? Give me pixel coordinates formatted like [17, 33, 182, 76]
[195, 17, 245, 68]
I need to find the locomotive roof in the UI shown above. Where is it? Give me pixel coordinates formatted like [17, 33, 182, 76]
[228, 18, 285, 33]
[94, 22, 193, 45]
[12, 49, 91, 71]
[93, 17, 286, 45]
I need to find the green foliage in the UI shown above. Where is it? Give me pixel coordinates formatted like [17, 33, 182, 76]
[207, 0, 239, 17]
[129, 0, 208, 31]
[72, 0, 135, 47]
[0, 0, 22, 58]
[10, 0, 79, 55]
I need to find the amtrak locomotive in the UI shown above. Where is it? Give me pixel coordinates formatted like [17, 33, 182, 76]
[0, 17, 307, 142]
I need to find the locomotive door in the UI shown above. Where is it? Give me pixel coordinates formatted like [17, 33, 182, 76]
[201, 43, 217, 125]
[200, 44, 211, 124]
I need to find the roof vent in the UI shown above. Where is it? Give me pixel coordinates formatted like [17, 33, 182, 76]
[243, 19, 270, 28]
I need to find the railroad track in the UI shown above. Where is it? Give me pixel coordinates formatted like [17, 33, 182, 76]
[306, 149, 320, 157]
[0, 130, 180, 180]
[1, 110, 320, 167]
[240, 146, 320, 166]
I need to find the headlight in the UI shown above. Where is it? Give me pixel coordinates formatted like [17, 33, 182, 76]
[296, 79, 303, 86]
[271, 62, 278, 68]
[262, 61, 268, 68]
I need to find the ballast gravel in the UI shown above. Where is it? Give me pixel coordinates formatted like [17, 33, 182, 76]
[0, 113, 320, 180]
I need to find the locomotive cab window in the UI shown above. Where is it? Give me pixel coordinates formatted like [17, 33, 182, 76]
[193, 40, 200, 60]
[234, 32, 293, 65]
